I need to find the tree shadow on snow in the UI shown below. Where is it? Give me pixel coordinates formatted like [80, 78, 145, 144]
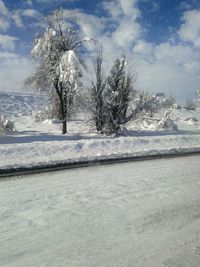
[0, 131, 106, 144]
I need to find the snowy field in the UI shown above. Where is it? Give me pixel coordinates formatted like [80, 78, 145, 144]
[1, 156, 200, 267]
[1, 92, 200, 170]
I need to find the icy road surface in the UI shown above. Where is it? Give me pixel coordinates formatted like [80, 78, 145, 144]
[1, 156, 200, 267]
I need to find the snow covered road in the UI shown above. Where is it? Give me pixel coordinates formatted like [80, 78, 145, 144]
[1, 156, 200, 267]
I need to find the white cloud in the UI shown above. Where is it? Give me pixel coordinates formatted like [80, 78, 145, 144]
[0, 17, 9, 31]
[63, 0, 142, 53]
[179, 9, 200, 48]
[26, 0, 33, 7]
[0, 56, 36, 92]
[137, 57, 200, 102]
[0, 51, 19, 59]
[134, 41, 200, 102]
[21, 9, 40, 18]
[61, 3, 200, 102]
[102, 1, 122, 18]
[0, 0, 9, 31]
[155, 42, 194, 63]
[0, 34, 18, 50]
[11, 12, 24, 27]
[63, 9, 106, 40]
[0, 0, 7, 15]
[11, 9, 41, 28]
[0, 1, 41, 30]
[119, 0, 139, 17]
[102, 0, 140, 19]
[112, 19, 141, 48]
[133, 40, 154, 57]
[0, 0, 199, 102]
[102, 0, 141, 48]
[36, 0, 75, 3]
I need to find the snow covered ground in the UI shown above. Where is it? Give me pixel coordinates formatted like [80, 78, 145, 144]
[1, 156, 200, 266]
[0, 92, 200, 170]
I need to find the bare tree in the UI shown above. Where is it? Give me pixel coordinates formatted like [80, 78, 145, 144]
[25, 9, 89, 134]
[89, 44, 107, 132]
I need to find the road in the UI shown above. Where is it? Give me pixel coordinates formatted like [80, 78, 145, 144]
[1, 156, 200, 267]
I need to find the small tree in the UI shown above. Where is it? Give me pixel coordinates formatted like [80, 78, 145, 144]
[104, 56, 136, 134]
[25, 9, 87, 134]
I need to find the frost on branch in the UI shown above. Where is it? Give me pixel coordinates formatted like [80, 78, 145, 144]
[83, 37, 91, 42]
[57, 50, 81, 87]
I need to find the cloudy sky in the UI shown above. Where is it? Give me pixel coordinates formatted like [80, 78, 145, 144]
[0, 0, 200, 103]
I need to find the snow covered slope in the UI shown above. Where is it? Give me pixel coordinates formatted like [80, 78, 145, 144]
[0, 92, 200, 170]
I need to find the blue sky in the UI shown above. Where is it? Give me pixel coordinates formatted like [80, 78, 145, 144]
[0, 0, 200, 103]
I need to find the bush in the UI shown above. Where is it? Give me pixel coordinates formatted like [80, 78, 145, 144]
[0, 115, 15, 133]
[176, 104, 182, 110]
[157, 110, 178, 131]
[157, 118, 178, 131]
[184, 100, 196, 110]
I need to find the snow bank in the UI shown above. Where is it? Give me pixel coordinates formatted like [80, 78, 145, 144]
[0, 133, 200, 170]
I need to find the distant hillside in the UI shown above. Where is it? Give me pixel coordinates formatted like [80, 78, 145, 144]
[0, 92, 47, 118]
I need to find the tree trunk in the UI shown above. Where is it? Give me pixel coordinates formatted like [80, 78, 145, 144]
[62, 120, 67, 134]
[59, 94, 67, 134]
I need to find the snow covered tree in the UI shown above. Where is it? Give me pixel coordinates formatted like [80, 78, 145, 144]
[25, 9, 88, 134]
[196, 89, 200, 97]
[104, 56, 136, 134]
[162, 94, 176, 109]
[133, 92, 161, 118]
[89, 44, 107, 132]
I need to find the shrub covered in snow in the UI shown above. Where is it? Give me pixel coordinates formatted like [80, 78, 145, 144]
[184, 117, 198, 124]
[157, 118, 178, 131]
[0, 116, 5, 134]
[184, 100, 196, 111]
[34, 108, 54, 122]
[0, 115, 15, 134]
[176, 104, 182, 110]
